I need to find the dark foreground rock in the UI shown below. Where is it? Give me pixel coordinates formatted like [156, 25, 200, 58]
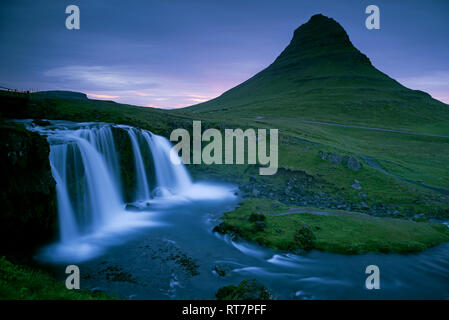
[0, 122, 57, 255]
[216, 279, 271, 300]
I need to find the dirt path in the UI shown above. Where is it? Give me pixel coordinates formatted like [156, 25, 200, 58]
[253, 118, 449, 139]
[266, 207, 364, 218]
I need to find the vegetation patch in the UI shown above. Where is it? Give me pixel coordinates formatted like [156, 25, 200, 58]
[0, 257, 113, 299]
[216, 279, 271, 300]
[213, 199, 449, 254]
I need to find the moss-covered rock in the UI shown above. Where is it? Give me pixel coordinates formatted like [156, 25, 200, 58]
[216, 279, 271, 300]
[0, 123, 57, 255]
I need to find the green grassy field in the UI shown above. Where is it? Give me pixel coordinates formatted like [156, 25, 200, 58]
[2, 85, 449, 219]
[214, 199, 449, 254]
[0, 257, 112, 300]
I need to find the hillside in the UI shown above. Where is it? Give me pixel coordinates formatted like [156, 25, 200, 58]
[186, 14, 449, 134]
[32, 90, 89, 100]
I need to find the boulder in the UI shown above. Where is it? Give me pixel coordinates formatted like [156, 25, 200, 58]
[351, 179, 362, 190]
[0, 123, 57, 256]
[216, 279, 271, 300]
[328, 153, 346, 164]
[347, 156, 362, 171]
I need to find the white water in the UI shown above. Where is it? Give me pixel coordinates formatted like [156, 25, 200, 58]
[142, 131, 192, 196]
[122, 126, 151, 201]
[21, 120, 235, 262]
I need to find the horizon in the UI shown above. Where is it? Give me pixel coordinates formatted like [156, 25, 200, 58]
[1, 0, 448, 108]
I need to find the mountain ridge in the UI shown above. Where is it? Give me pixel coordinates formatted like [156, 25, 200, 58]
[185, 14, 448, 133]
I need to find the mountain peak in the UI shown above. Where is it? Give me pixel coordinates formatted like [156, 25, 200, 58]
[267, 13, 372, 74]
[292, 14, 350, 43]
[278, 14, 354, 61]
[187, 14, 446, 123]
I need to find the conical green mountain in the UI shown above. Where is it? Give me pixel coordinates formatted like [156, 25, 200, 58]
[187, 14, 448, 132]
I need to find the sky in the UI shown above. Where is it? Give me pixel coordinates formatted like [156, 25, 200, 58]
[0, 0, 448, 108]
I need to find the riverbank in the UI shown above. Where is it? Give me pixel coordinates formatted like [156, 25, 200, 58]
[213, 199, 449, 254]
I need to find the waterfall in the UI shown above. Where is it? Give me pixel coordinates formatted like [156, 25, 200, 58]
[15, 119, 237, 262]
[25, 120, 195, 244]
[81, 126, 122, 196]
[44, 126, 124, 241]
[123, 126, 151, 201]
[49, 144, 79, 242]
[142, 131, 192, 196]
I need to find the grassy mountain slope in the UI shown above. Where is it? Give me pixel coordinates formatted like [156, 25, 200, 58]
[186, 14, 449, 135]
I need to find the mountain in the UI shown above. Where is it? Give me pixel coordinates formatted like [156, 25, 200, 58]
[186, 14, 448, 133]
[33, 90, 88, 100]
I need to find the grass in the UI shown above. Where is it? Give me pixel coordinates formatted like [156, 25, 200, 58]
[2, 89, 449, 218]
[214, 199, 449, 254]
[0, 257, 113, 299]
[0, 91, 192, 138]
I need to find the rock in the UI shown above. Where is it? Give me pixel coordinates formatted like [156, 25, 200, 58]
[252, 188, 260, 197]
[125, 203, 140, 211]
[213, 222, 241, 239]
[360, 201, 369, 209]
[213, 264, 231, 277]
[351, 179, 362, 190]
[0, 123, 57, 255]
[216, 279, 271, 300]
[318, 151, 328, 160]
[32, 119, 51, 127]
[328, 153, 346, 164]
[412, 213, 427, 222]
[347, 156, 362, 171]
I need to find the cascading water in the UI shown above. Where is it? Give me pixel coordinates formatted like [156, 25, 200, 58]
[18, 119, 234, 262]
[49, 144, 79, 243]
[142, 131, 192, 196]
[44, 124, 125, 241]
[122, 126, 151, 201]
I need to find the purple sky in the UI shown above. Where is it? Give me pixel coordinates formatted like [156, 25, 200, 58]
[0, 0, 448, 108]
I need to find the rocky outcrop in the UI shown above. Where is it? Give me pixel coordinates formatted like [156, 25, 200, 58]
[318, 151, 362, 171]
[0, 122, 57, 255]
[216, 279, 271, 300]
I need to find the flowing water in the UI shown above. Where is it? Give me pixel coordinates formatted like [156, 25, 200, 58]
[21, 120, 449, 299]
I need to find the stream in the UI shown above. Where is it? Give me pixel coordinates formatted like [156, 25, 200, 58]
[20, 120, 449, 300]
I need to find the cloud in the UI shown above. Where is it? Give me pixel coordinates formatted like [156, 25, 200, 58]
[42, 65, 229, 108]
[188, 98, 208, 102]
[134, 91, 154, 97]
[44, 65, 159, 90]
[145, 103, 161, 108]
[398, 72, 449, 91]
[398, 72, 449, 88]
[398, 71, 449, 104]
[87, 93, 120, 99]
